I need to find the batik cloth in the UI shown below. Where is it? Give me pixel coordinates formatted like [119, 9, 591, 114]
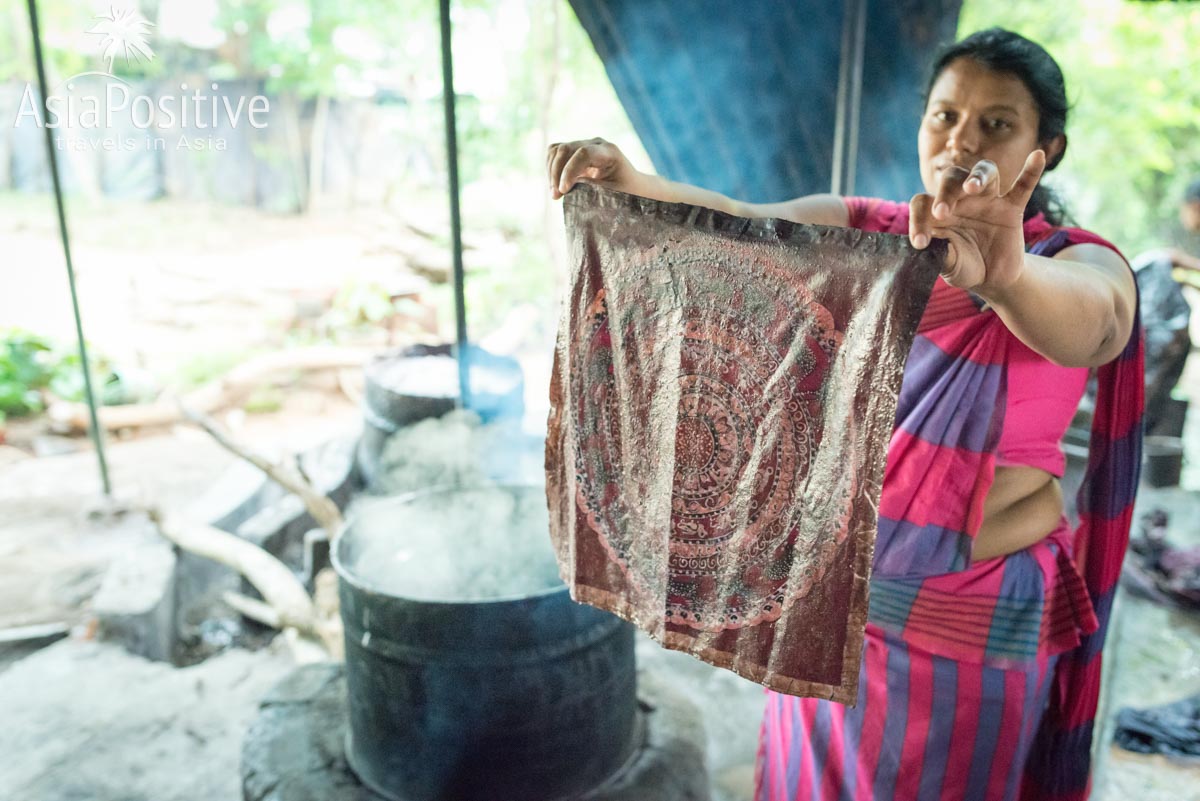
[755, 198, 1144, 801]
[546, 185, 942, 703]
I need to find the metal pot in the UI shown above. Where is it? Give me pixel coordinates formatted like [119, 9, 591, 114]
[333, 485, 638, 801]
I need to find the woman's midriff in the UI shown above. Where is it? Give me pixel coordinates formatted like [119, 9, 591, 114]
[972, 465, 1064, 561]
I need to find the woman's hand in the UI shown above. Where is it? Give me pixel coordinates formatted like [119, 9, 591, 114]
[910, 148, 1135, 368]
[909, 149, 1047, 294]
[547, 138, 638, 200]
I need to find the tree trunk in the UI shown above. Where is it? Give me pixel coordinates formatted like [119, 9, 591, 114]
[307, 93, 330, 213]
[281, 92, 308, 213]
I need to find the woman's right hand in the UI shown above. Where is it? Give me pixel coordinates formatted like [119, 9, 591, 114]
[547, 138, 637, 200]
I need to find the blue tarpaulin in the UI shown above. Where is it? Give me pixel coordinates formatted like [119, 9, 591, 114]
[568, 0, 963, 204]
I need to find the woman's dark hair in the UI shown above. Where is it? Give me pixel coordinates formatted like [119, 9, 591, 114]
[1186, 178, 1200, 204]
[925, 28, 1071, 225]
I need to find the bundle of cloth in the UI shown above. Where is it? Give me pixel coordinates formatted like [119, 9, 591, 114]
[1115, 693, 1200, 763]
[1124, 508, 1200, 610]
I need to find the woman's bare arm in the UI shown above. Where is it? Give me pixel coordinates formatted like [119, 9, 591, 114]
[981, 244, 1136, 368]
[548, 138, 848, 227]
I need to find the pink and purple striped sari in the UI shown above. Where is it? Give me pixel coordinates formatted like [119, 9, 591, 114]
[756, 198, 1144, 801]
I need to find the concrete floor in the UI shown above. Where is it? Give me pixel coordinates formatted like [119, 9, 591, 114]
[1091, 493, 1200, 800]
[0, 638, 295, 801]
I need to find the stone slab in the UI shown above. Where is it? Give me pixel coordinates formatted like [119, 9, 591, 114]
[92, 533, 178, 663]
[242, 664, 710, 801]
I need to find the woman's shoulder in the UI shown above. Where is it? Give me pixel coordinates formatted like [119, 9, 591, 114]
[1024, 215, 1126, 261]
[843, 197, 910, 235]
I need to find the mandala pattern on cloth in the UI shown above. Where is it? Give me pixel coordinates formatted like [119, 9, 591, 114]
[546, 185, 941, 702]
[571, 255, 859, 634]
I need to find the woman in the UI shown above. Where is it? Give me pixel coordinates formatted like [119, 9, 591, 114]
[547, 28, 1142, 801]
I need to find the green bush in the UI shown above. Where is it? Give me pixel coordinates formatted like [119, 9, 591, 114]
[0, 329, 122, 424]
[0, 330, 60, 422]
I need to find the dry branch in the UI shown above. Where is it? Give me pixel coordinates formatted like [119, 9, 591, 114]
[48, 345, 377, 434]
[178, 404, 343, 537]
[222, 591, 282, 629]
[149, 509, 318, 636]
[150, 510, 342, 659]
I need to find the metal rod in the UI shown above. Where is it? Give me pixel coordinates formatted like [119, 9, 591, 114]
[26, 0, 111, 495]
[845, 0, 867, 195]
[830, 0, 867, 196]
[439, 0, 471, 410]
[830, 2, 851, 195]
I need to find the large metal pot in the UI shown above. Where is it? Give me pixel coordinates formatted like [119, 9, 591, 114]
[333, 485, 638, 801]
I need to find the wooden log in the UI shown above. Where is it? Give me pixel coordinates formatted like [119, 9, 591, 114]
[222, 591, 282, 629]
[179, 404, 343, 537]
[47, 345, 379, 434]
[149, 509, 318, 638]
[0, 622, 70, 646]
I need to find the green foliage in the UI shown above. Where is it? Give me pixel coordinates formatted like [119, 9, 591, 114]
[172, 349, 251, 390]
[959, 0, 1200, 253]
[0, 329, 123, 423]
[423, 0, 647, 338]
[0, 0, 144, 83]
[212, 1, 490, 97]
[0, 330, 56, 419]
[47, 351, 126, 406]
[242, 386, 284, 413]
[215, 0, 339, 97]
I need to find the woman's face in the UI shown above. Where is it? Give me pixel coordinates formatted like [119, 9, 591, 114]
[1181, 201, 1200, 233]
[918, 57, 1059, 197]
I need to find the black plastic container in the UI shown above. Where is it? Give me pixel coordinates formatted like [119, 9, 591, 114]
[357, 344, 524, 487]
[1144, 435, 1184, 488]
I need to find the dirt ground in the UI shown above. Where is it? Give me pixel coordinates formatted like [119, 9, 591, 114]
[1094, 485, 1200, 800]
[0, 182, 555, 391]
[5, 398, 1200, 800]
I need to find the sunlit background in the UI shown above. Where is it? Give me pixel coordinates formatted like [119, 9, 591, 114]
[0, 0, 1197, 453]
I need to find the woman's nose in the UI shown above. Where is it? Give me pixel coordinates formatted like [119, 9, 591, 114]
[947, 120, 978, 157]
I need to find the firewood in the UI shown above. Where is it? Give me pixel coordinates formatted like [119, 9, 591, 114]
[221, 591, 281, 629]
[47, 345, 381, 434]
[149, 509, 318, 637]
[178, 404, 343, 537]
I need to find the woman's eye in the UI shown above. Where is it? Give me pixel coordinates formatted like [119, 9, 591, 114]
[931, 110, 955, 124]
[986, 118, 1013, 131]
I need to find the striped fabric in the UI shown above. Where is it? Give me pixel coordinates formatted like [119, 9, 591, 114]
[757, 624, 1059, 801]
[755, 199, 1144, 801]
[1022, 231, 1144, 801]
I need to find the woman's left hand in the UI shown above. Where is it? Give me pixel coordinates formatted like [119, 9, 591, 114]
[909, 149, 1046, 294]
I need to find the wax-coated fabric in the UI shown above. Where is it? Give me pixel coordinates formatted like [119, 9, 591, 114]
[546, 185, 942, 703]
